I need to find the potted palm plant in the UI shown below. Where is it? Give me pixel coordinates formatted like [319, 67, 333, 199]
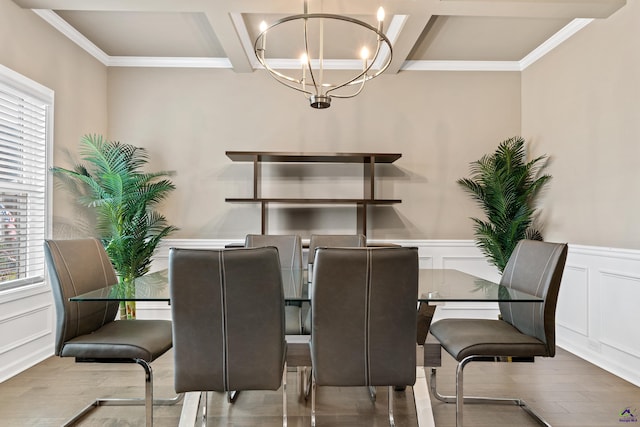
[52, 134, 178, 318]
[457, 136, 550, 273]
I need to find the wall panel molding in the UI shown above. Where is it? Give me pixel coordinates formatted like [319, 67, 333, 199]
[558, 244, 640, 386]
[556, 264, 589, 336]
[0, 303, 53, 355]
[0, 287, 54, 382]
[597, 269, 640, 358]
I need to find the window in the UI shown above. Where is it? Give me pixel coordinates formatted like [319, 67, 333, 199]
[0, 65, 52, 292]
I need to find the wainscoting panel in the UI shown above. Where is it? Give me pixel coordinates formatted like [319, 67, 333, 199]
[556, 265, 589, 337]
[598, 270, 640, 357]
[557, 246, 640, 387]
[0, 283, 54, 382]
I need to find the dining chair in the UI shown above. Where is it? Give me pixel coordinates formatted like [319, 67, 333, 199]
[307, 233, 366, 266]
[428, 239, 568, 427]
[305, 233, 367, 334]
[245, 234, 304, 335]
[310, 246, 419, 426]
[43, 238, 177, 427]
[169, 246, 287, 426]
[245, 234, 303, 268]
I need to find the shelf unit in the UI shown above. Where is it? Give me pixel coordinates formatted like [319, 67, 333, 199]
[225, 151, 402, 236]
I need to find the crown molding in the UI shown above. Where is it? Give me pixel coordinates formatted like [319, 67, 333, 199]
[520, 18, 593, 70]
[32, 9, 593, 72]
[107, 56, 232, 68]
[32, 9, 110, 66]
[402, 60, 521, 72]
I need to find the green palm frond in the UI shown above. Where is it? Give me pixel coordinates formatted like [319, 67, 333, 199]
[52, 134, 178, 282]
[458, 136, 550, 272]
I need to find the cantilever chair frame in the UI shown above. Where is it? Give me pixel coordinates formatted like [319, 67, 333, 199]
[428, 240, 568, 427]
[429, 356, 551, 427]
[44, 238, 182, 427]
[63, 363, 183, 427]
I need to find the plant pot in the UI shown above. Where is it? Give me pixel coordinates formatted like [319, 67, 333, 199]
[118, 275, 136, 319]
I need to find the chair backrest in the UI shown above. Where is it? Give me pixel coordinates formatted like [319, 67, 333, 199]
[311, 247, 418, 387]
[169, 247, 286, 393]
[245, 234, 302, 269]
[499, 240, 568, 356]
[308, 234, 366, 265]
[44, 239, 119, 355]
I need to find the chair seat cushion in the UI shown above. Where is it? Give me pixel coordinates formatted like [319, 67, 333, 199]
[60, 319, 172, 362]
[429, 318, 549, 361]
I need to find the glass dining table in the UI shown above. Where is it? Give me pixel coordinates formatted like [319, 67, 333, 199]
[69, 267, 541, 427]
[69, 268, 542, 304]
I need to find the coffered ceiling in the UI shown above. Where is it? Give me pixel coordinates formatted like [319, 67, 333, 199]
[13, 0, 626, 72]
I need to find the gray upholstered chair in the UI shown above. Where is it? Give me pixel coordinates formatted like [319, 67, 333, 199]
[304, 233, 367, 337]
[307, 233, 366, 266]
[245, 234, 302, 268]
[44, 239, 176, 427]
[310, 246, 419, 426]
[169, 246, 287, 426]
[429, 239, 568, 427]
[245, 234, 303, 335]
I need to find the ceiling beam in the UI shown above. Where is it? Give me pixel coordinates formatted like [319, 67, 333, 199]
[203, 11, 253, 73]
[386, 13, 433, 74]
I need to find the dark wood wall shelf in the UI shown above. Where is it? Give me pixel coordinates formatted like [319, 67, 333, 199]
[225, 151, 402, 236]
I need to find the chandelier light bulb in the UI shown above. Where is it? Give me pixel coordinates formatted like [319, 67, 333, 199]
[377, 7, 385, 22]
[259, 21, 268, 32]
[360, 47, 370, 60]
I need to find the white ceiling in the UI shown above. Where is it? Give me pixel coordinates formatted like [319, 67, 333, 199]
[13, 0, 626, 72]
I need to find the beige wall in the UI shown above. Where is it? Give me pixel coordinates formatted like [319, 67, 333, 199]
[1, 2, 523, 242]
[3, 1, 635, 245]
[107, 68, 521, 239]
[0, 1, 108, 238]
[522, 1, 640, 249]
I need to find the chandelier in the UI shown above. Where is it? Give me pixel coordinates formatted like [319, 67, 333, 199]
[254, 1, 393, 109]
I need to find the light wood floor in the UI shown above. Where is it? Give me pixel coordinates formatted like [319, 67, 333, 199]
[427, 347, 640, 427]
[0, 347, 638, 426]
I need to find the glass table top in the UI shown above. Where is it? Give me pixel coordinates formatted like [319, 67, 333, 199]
[69, 268, 542, 304]
[417, 268, 542, 302]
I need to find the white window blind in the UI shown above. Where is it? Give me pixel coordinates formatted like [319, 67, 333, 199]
[0, 66, 52, 291]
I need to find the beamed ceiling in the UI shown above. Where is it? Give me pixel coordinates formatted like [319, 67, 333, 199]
[13, 0, 626, 72]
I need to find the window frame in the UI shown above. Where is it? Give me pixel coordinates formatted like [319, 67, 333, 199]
[0, 64, 53, 294]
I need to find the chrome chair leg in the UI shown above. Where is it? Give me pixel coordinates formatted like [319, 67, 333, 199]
[429, 356, 553, 427]
[201, 392, 208, 427]
[62, 359, 184, 427]
[368, 385, 377, 402]
[282, 361, 288, 427]
[388, 386, 395, 427]
[455, 356, 469, 427]
[227, 390, 239, 403]
[143, 359, 153, 426]
[302, 367, 312, 400]
[311, 376, 317, 427]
